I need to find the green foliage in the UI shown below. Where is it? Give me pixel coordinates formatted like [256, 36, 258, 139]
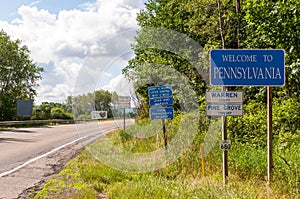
[34, 0, 300, 197]
[125, 0, 300, 106]
[228, 97, 300, 147]
[0, 30, 43, 121]
[229, 144, 267, 178]
[71, 90, 117, 119]
[34, 154, 98, 199]
[123, 0, 222, 108]
[285, 61, 300, 99]
[243, 0, 300, 64]
[50, 107, 73, 119]
[35, 119, 299, 198]
[228, 100, 267, 146]
[31, 102, 73, 120]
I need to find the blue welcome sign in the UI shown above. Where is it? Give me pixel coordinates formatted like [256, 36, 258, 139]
[210, 49, 285, 86]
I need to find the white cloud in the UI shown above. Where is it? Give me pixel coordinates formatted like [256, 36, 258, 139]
[102, 74, 134, 96]
[0, 0, 143, 104]
[29, 1, 40, 7]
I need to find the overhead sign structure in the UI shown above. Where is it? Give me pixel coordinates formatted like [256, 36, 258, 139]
[206, 91, 243, 116]
[150, 107, 174, 120]
[210, 49, 285, 86]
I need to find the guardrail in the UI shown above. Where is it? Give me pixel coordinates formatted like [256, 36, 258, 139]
[0, 119, 77, 126]
[0, 118, 128, 127]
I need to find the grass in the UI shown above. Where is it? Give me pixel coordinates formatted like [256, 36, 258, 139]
[33, 115, 300, 199]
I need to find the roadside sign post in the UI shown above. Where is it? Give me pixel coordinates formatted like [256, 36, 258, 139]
[222, 87, 228, 185]
[123, 108, 126, 131]
[118, 96, 131, 131]
[210, 49, 285, 185]
[148, 86, 174, 149]
[206, 90, 243, 184]
[267, 86, 273, 183]
[162, 119, 167, 148]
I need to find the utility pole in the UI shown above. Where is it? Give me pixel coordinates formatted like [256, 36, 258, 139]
[236, 0, 241, 48]
[217, 0, 228, 185]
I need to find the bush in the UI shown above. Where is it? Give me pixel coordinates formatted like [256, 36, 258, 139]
[228, 97, 300, 147]
[51, 108, 73, 119]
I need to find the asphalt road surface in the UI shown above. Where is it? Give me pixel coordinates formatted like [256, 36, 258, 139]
[0, 119, 133, 198]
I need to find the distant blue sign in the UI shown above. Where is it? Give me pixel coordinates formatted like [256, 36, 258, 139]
[149, 97, 174, 107]
[210, 49, 285, 86]
[150, 107, 174, 120]
[17, 100, 33, 117]
[148, 86, 172, 99]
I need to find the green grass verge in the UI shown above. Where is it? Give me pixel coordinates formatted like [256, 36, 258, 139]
[33, 116, 299, 199]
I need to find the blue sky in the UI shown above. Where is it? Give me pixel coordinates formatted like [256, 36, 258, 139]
[0, 0, 144, 104]
[0, 0, 89, 21]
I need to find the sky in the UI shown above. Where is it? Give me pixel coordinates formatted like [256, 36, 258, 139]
[0, 0, 145, 105]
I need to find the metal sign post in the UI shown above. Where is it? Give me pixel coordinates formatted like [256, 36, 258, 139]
[118, 96, 131, 131]
[267, 86, 273, 183]
[123, 108, 126, 131]
[222, 87, 228, 185]
[206, 90, 243, 184]
[162, 119, 167, 148]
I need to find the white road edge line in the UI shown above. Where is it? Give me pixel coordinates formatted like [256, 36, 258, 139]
[0, 127, 118, 178]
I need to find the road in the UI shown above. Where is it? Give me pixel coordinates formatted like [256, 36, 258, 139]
[0, 119, 133, 198]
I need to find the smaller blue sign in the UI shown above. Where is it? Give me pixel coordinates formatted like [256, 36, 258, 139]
[148, 86, 172, 99]
[150, 107, 174, 120]
[149, 97, 174, 107]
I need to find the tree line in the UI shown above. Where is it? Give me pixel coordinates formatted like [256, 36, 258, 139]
[0, 31, 130, 121]
[30, 90, 128, 120]
[122, 0, 300, 147]
[124, 0, 300, 103]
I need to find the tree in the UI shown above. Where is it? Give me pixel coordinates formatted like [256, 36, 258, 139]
[0, 30, 43, 121]
[70, 90, 116, 119]
[242, 0, 300, 98]
[123, 0, 242, 117]
[94, 90, 112, 111]
[50, 107, 73, 119]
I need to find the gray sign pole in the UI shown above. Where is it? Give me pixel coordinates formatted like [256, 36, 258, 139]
[222, 87, 228, 185]
[162, 119, 167, 148]
[123, 108, 126, 131]
[267, 86, 273, 183]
